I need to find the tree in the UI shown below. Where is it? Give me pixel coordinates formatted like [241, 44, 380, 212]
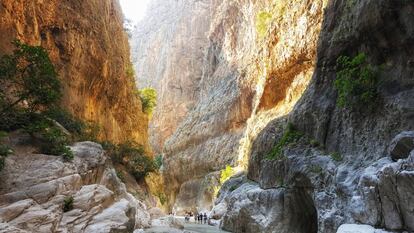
[0, 40, 61, 115]
[138, 88, 157, 115]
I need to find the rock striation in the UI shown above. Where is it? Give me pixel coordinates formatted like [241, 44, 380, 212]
[0, 0, 149, 149]
[132, 0, 414, 232]
[0, 141, 150, 233]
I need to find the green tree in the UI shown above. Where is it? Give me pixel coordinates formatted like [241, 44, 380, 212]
[137, 88, 157, 115]
[0, 40, 61, 115]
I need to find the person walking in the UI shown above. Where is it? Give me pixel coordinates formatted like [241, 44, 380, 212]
[203, 213, 207, 224]
[194, 213, 197, 223]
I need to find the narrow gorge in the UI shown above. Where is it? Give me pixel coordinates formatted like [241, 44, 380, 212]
[0, 0, 413, 233]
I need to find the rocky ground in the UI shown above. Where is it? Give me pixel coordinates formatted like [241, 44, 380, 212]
[0, 138, 151, 233]
[210, 131, 414, 233]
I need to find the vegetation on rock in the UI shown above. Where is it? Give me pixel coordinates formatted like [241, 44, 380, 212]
[63, 196, 74, 212]
[104, 141, 157, 181]
[0, 40, 61, 116]
[137, 88, 157, 115]
[335, 53, 380, 109]
[0, 131, 13, 171]
[267, 123, 303, 160]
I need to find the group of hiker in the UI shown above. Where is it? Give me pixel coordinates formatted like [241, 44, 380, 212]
[183, 212, 208, 224]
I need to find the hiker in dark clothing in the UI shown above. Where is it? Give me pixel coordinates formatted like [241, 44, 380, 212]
[203, 213, 207, 224]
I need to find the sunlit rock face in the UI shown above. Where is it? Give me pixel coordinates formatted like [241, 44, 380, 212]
[0, 0, 149, 149]
[131, 0, 212, 153]
[132, 0, 326, 212]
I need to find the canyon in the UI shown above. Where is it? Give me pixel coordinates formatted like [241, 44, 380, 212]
[0, 0, 413, 232]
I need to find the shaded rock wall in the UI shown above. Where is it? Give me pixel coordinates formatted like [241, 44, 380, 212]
[0, 0, 149, 149]
[214, 0, 414, 232]
[133, 0, 327, 212]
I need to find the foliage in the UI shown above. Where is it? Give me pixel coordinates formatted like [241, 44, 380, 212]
[77, 121, 101, 142]
[335, 53, 379, 109]
[310, 165, 323, 174]
[43, 108, 84, 135]
[0, 131, 13, 171]
[105, 141, 156, 181]
[116, 170, 125, 182]
[330, 152, 343, 162]
[256, 11, 273, 38]
[128, 154, 157, 180]
[154, 154, 163, 170]
[63, 196, 74, 212]
[229, 185, 238, 192]
[155, 192, 167, 205]
[267, 123, 303, 160]
[125, 63, 135, 79]
[0, 40, 61, 115]
[220, 165, 235, 184]
[137, 88, 157, 115]
[25, 118, 73, 161]
[309, 139, 320, 148]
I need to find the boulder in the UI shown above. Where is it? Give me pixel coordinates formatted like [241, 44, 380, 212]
[388, 131, 414, 161]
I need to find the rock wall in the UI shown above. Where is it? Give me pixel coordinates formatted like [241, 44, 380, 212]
[132, 0, 327, 212]
[131, 0, 212, 153]
[0, 0, 149, 149]
[212, 0, 414, 233]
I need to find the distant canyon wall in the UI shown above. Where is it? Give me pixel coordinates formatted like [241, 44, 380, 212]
[132, 0, 326, 212]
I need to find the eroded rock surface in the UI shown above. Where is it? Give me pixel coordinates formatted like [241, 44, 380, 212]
[0, 0, 149, 149]
[0, 142, 150, 233]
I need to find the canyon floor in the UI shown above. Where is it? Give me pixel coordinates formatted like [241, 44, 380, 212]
[144, 217, 229, 233]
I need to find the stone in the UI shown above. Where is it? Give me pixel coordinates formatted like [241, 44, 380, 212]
[388, 131, 414, 161]
[0, 142, 151, 233]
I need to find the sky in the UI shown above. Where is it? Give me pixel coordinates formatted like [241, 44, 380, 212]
[119, 0, 151, 24]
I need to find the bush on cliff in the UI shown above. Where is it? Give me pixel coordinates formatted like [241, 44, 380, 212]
[137, 88, 157, 115]
[104, 141, 156, 181]
[0, 40, 61, 116]
[0, 40, 73, 161]
[335, 53, 380, 109]
[267, 123, 303, 160]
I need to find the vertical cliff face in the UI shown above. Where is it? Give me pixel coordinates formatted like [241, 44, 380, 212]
[132, 0, 327, 212]
[131, 0, 212, 153]
[0, 0, 149, 148]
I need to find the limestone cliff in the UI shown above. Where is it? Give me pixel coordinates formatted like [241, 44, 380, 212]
[131, 0, 212, 153]
[133, 0, 414, 232]
[0, 0, 149, 149]
[133, 0, 326, 212]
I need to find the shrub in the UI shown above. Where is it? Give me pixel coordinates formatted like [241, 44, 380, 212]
[0, 131, 13, 171]
[128, 155, 157, 180]
[267, 123, 303, 160]
[137, 88, 157, 115]
[256, 11, 273, 38]
[43, 108, 84, 135]
[0, 40, 61, 115]
[154, 154, 163, 170]
[25, 118, 73, 161]
[63, 196, 74, 212]
[78, 121, 101, 142]
[335, 53, 379, 109]
[309, 139, 320, 148]
[126, 63, 135, 79]
[155, 192, 167, 205]
[330, 152, 343, 162]
[116, 170, 125, 182]
[310, 165, 323, 174]
[220, 165, 235, 184]
[105, 141, 156, 180]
